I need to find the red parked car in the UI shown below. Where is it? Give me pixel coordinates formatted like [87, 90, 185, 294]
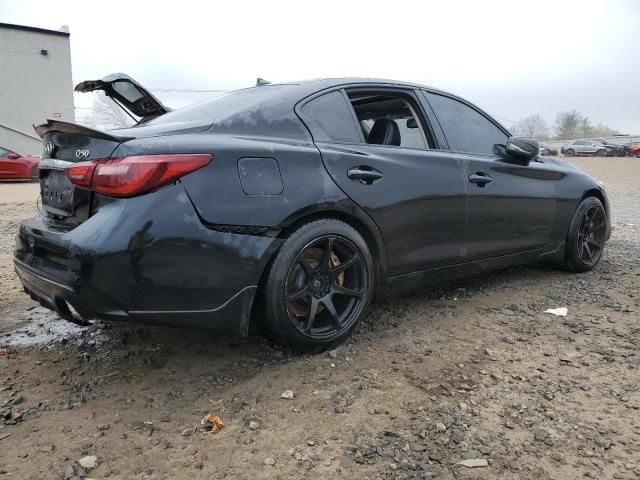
[0, 146, 40, 180]
[628, 143, 640, 157]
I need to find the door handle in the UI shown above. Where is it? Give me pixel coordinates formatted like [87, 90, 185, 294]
[468, 171, 493, 187]
[348, 166, 384, 185]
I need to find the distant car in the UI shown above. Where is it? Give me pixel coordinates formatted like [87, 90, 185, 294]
[0, 147, 40, 180]
[589, 138, 625, 157]
[561, 140, 608, 157]
[628, 143, 640, 157]
[539, 142, 558, 156]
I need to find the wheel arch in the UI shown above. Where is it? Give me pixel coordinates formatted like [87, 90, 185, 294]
[581, 188, 606, 213]
[276, 207, 386, 295]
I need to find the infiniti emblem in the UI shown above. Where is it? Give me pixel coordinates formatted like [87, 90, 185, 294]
[45, 141, 55, 156]
[75, 149, 90, 159]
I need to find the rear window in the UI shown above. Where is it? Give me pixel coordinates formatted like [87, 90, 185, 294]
[142, 86, 294, 126]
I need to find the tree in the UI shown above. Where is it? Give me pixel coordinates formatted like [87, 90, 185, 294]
[580, 117, 593, 137]
[555, 110, 620, 140]
[511, 114, 549, 139]
[555, 111, 583, 140]
[85, 94, 134, 129]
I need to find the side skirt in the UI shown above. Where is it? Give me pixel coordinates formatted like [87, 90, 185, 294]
[384, 241, 565, 296]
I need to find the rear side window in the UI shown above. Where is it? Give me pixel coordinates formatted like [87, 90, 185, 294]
[301, 91, 361, 143]
[347, 91, 430, 149]
[426, 92, 508, 155]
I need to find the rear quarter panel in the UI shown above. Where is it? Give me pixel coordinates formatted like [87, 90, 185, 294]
[112, 133, 373, 231]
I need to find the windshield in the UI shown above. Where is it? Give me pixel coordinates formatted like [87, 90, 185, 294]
[141, 86, 294, 127]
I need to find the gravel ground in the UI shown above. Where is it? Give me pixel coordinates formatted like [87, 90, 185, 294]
[0, 157, 639, 479]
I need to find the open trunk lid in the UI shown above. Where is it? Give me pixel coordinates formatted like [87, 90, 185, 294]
[35, 120, 133, 227]
[74, 73, 170, 121]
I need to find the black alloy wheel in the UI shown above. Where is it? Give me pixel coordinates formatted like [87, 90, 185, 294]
[576, 204, 606, 266]
[260, 219, 373, 349]
[285, 235, 366, 338]
[564, 197, 607, 272]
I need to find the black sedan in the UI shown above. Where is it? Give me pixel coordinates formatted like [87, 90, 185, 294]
[15, 74, 611, 349]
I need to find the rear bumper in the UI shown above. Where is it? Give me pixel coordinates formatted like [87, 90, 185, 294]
[14, 183, 282, 334]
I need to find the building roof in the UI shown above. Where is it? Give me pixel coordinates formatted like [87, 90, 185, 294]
[0, 22, 70, 37]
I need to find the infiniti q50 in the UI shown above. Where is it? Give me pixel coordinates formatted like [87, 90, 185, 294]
[14, 74, 610, 349]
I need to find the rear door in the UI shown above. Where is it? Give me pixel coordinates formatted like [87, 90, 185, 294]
[299, 86, 467, 276]
[423, 91, 559, 260]
[575, 140, 590, 154]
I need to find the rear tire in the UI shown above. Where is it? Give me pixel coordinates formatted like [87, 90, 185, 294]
[259, 219, 374, 350]
[563, 197, 607, 272]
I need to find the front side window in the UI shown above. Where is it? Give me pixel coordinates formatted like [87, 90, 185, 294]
[426, 92, 507, 155]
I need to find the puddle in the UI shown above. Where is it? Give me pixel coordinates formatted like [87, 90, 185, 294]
[1, 307, 91, 347]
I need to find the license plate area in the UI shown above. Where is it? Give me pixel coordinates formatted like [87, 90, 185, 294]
[41, 169, 74, 215]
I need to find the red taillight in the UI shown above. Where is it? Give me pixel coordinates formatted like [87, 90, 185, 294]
[66, 154, 213, 198]
[66, 162, 96, 188]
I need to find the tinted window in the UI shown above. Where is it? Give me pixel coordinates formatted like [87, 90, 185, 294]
[0, 148, 10, 156]
[301, 91, 361, 143]
[426, 93, 507, 155]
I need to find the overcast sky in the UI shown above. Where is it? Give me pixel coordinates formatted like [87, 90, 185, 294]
[2, 0, 639, 133]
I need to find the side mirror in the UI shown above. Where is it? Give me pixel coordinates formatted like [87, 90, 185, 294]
[406, 118, 417, 129]
[7, 153, 20, 160]
[494, 136, 539, 164]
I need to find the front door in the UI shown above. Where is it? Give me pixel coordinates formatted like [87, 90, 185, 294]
[424, 91, 558, 260]
[461, 155, 559, 258]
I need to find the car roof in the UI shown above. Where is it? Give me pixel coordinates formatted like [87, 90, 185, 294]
[241, 77, 465, 102]
[232, 77, 509, 131]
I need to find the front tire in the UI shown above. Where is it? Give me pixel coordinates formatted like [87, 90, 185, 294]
[566, 149, 575, 157]
[596, 149, 606, 157]
[563, 197, 607, 272]
[259, 219, 374, 350]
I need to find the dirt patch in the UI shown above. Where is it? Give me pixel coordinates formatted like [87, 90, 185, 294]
[0, 182, 39, 322]
[0, 158, 639, 479]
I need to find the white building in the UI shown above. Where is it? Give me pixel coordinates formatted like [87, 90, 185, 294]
[0, 22, 74, 155]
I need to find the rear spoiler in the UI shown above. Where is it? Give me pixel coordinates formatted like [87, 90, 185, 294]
[34, 119, 134, 142]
